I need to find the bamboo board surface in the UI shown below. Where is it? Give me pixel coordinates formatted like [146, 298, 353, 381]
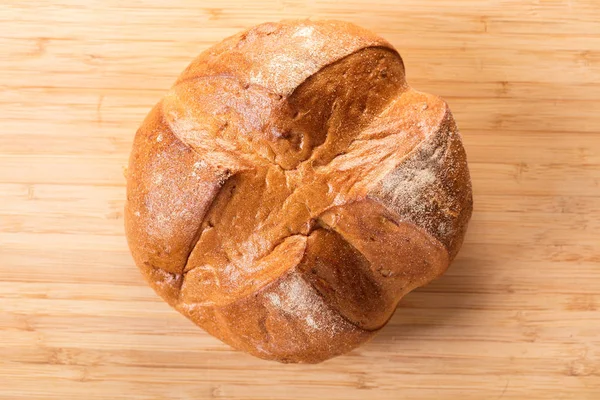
[1, 1, 599, 399]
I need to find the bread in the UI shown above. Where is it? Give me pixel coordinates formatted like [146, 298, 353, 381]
[124, 19, 473, 363]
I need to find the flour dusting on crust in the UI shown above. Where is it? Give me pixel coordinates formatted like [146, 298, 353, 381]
[372, 116, 472, 252]
[267, 273, 342, 335]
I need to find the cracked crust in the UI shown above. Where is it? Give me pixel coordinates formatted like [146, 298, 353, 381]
[125, 19, 473, 363]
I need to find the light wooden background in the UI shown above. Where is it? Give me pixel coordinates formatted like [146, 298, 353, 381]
[1, 0, 599, 399]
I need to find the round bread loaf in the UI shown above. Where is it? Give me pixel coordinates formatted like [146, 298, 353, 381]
[125, 19, 473, 363]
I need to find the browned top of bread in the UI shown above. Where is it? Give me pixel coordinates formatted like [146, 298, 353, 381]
[125, 19, 473, 363]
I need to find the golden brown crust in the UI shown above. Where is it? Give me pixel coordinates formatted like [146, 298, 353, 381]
[177, 268, 374, 364]
[124, 104, 226, 306]
[125, 19, 473, 363]
[175, 19, 397, 96]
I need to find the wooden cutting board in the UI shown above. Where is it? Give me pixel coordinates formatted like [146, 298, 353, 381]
[1, 1, 599, 398]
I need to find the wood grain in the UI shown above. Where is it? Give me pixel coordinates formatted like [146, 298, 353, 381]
[1, 0, 599, 398]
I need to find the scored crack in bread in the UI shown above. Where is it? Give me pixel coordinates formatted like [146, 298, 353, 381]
[125, 19, 473, 363]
